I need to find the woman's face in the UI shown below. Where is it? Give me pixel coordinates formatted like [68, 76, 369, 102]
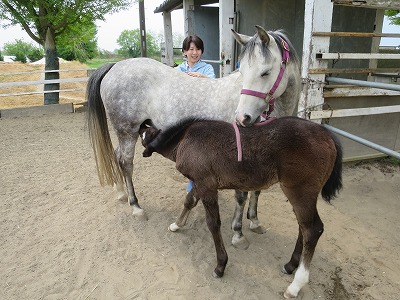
[183, 42, 203, 65]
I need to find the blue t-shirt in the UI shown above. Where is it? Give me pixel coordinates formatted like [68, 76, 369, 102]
[175, 60, 216, 78]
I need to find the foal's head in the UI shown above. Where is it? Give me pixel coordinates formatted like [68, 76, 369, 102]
[139, 124, 161, 157]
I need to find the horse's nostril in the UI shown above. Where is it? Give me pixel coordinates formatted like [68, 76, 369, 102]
[243, 114, 252, 126]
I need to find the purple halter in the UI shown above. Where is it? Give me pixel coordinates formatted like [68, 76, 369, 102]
[240, 37, 291, 118]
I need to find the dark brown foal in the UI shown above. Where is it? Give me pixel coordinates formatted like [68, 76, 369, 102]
[140, 116, 342, 298]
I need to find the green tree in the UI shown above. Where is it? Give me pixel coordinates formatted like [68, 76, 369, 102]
[0, 0, 134, 105]
[386, 10, 400, 25]
[3, 39, 44, 63]
[117, 29, 160, 58]
[57, 21, 98, 62]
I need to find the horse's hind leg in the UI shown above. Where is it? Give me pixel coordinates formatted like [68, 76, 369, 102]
[231, 190, 250, 249]
[282, 192, 324, 298]
[116, 136, 147, 220]
[247, 190, 268, 234]
[169, 190, 200, 232]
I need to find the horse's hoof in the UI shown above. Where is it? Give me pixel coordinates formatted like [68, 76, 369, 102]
[117, 192, 128, 202]
[283, 287, 297, 298]
[168, 223, 180, 232]
[132, 208, 148, 221]
[212, 270, 223, 278]
[281, 265, 296, 275]
[249, 223, 268, 234]
[231, 235, 250, 250]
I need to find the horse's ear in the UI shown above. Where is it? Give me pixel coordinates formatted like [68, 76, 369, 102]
[255, 25, 270, 45]
[231, 29, 251, 46]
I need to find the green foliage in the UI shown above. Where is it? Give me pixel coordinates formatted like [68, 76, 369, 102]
[385, 10, 400, 25]
[86, 58, 123, 69]
[0, 50, 3, 61]
[3, 39, 44, 63]
[56, 21, 98, 62]
[117, 29, 160, 58]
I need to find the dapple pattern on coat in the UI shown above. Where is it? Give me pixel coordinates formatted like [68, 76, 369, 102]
[85, 26, 301, 248]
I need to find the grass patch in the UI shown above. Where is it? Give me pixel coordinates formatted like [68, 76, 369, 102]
[85, 58, 123, 69]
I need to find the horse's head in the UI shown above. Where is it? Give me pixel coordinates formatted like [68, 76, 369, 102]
[232, 25, 295, 127]
[139, 125, 161, 157]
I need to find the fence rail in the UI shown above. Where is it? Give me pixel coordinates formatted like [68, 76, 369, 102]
[0, 68, 90, 98]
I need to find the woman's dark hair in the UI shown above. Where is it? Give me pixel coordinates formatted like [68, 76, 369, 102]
[181, 35, 205, 52]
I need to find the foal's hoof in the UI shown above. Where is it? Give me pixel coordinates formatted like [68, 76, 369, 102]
[249, 223, 268, 234]
[231, 235, 250, 250]
[212, 270, 223, 278]
[168, 223, 180, 232]
[132, 207, 148, 221]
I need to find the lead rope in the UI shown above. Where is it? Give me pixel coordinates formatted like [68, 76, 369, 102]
[233, 122, 243, 162]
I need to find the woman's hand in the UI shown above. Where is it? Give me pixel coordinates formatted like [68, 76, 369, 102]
[186, 71, 205, 78]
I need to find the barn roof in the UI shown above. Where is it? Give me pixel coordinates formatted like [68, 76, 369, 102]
[154, 0, 218, 13]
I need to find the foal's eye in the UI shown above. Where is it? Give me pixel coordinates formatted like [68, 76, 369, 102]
[261, 71, 271, 77]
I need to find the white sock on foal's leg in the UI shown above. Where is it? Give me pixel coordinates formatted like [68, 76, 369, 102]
[284, 262, 309, 298]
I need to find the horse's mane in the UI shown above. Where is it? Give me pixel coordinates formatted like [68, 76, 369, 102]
[147, 117, 206, 153]
[238, 30, 299, 65]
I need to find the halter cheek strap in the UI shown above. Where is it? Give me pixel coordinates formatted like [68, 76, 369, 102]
[240, 37, 290, 118]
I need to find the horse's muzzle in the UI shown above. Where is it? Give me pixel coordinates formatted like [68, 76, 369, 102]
[236, 113, 255, 127]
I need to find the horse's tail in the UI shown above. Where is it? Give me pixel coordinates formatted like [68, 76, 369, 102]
[321, 133, 343, 202]
[86, 62, 123, 187]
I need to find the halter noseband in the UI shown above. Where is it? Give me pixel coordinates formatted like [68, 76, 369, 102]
[240, 37, 290, 118]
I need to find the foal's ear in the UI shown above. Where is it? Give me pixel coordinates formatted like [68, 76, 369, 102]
[231, 29, 251, 46]
[255, 25, 270, 45]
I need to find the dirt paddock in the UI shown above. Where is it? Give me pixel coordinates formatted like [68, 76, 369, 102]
[1, 111, 399, 300]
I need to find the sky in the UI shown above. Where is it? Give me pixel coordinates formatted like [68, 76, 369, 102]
[0, 2, 399, 51]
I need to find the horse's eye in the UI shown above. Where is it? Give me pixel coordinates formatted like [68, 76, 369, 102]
[261, 71, 270, 77]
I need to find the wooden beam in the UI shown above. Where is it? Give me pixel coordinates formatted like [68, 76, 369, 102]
[0, 77, 89, 88]
[309, 105, 400, 119]
[316, 53, 400, 60]
[313, 31, 400, 38]
[309, 67, 400, 74]
[324, 86, 400, 97]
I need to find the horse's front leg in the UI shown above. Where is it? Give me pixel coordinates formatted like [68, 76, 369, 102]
[231, 190, 250, 249]
[247, 190, 268, 234]
[201, 190, 228, 278]
[115, 141, 147, 220]
[169, 190, 199, 231]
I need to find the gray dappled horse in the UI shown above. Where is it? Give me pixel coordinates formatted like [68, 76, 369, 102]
[86, 25, 301, 248]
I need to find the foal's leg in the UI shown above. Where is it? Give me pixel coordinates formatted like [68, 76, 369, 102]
[201, 190, 228, 278]
[283, 196, 324, 298]
[169, 190, 199, 232]
[231, 190, 250, 249]
[247, 190, 268, 234]
[115, 136, 147, 220]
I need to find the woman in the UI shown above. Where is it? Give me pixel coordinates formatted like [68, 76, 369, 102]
[176, 35, 215, 193]
[175, 35, 216, 79]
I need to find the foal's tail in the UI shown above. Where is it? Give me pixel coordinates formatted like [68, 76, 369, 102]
[321, 134, 343, 202]
[86, 63, 123, 186]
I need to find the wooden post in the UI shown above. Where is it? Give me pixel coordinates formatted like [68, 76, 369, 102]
[219, 0, 235, 77]
[298, 0, 334, 122]
[139, 0, 147, 57]
[162, 11, 174, 66]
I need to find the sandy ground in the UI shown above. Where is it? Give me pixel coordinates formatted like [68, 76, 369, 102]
[1, 111, 400, 300]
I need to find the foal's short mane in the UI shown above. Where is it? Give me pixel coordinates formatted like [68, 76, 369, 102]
[239, 30, 299, 65]
[147, 117, 206, 152]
